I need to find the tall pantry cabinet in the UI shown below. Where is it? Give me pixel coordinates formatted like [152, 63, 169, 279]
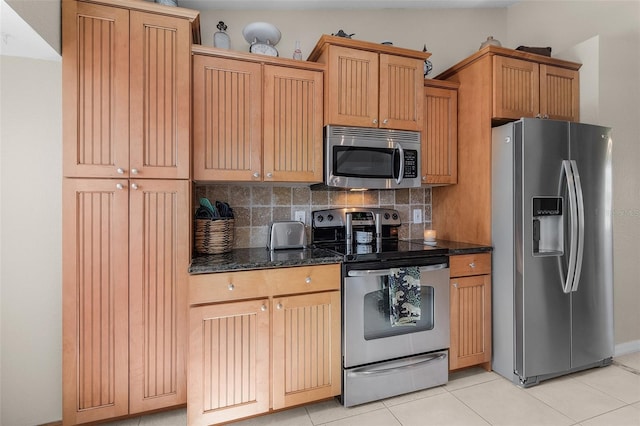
[61, 1, 200, 424]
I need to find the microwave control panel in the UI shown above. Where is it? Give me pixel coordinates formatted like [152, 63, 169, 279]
[404, 150, 418, 178]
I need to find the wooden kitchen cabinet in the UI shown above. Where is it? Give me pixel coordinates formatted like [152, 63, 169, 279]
[422, 80, 459, 185]
[308, 35, 430, 131]
[432, 46, 581, 245]
[188, 264, 341, 426]
[62, 1, 198, 423]
[63, 178, 191, 424]
[192, 48, 324, 183]
[449, 252, 492, 371]
[62, 0, 198, 179]
[493, 55, 579, 122]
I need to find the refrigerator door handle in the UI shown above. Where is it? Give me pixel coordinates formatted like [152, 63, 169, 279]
[570, 160, 585, 292]
[561, 160, 578, 294]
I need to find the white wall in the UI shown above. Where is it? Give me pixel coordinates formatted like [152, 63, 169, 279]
[506, 0, 640, 351]
[0, 55, 62, 425]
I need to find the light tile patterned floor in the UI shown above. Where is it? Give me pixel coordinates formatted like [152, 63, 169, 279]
[106, 352, 640, 426]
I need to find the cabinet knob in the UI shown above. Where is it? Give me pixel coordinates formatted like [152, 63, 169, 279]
[131, 183, 139, 190]
[116, 183, 124, 190]
[116, 168, 125, 174]
[383, 119, 389, 124]
[266, 172, 273, 178]
[305, 276, 312, 284]
[422, 176, 427, 181]
[469, 262, 476, 269]
[543, 114, 549, 119]
[228, 283, 234, 291]
[453, 282, 458, 288]
[131, 168, 139, 175]
[276, 303, 283, 310]
[372, 118, 378, 124]
[253, 172, 260, 179]
[261, 304, 267, 312]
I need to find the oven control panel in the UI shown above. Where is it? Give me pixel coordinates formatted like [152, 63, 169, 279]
[312, 208, 400, 228]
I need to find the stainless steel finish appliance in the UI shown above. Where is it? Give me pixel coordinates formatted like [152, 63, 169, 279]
[267, 221, 307, 250]
[312, 208, 449, 406]
[318, 126, 421, 190]
[492, 118, 614, 387]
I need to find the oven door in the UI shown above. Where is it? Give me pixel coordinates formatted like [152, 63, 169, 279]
[343, 259, 450, 368]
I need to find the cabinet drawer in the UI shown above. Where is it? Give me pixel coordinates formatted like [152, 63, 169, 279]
[272, 264, 340, 295]
[189, 269, 272, 305]
[450, 253, 491, 277]
[189, 264, 341, 305]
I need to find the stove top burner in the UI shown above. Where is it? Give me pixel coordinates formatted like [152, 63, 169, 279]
[314, 240, 448, 262]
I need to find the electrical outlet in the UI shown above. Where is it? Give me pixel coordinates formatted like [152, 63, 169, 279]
[294, 210, 306, 223]
[413, 208, 422, 224]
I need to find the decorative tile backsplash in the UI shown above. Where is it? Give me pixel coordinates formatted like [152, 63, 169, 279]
[194, 184, 432, 248]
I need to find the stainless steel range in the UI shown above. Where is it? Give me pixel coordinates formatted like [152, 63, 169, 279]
[312, 208, 450, 406]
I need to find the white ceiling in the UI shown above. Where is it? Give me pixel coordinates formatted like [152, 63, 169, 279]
[0, 0, 60, 61]
[178, 0, 520, 10]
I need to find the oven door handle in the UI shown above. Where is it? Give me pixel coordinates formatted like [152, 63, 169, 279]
[347, 352, 447, 377]
[347, 263, 448, 277]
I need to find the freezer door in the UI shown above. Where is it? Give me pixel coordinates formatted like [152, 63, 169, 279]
[569, 123, 614, 367]
[516, 119, 571, 380]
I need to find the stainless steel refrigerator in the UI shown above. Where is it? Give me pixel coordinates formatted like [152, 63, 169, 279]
[491, 118, 614, 387]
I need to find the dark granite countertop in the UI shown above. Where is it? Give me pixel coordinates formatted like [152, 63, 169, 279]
[189, 247, 343, 274]
[189, 240, 492, 274]
[405, 239, 493, 255]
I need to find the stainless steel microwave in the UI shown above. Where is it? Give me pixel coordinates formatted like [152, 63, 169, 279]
[321, 125, 421, 190]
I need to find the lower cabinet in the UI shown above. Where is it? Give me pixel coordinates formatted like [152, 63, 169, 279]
[188, 264, 341, 426]
[449, 253, 492, 371]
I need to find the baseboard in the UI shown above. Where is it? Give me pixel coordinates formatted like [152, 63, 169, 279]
[615, 340, 640, 356]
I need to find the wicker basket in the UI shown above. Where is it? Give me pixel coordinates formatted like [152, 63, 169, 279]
[194, 218, 235, 254]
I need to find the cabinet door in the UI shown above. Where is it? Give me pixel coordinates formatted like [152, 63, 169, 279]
[189, 299, 270, 426]
[62, 1, 130, 178]
[422, 85, 458, 184]
[540, 64, 580, 121]
[493, 56, 540, 120]
[325, 46, 379, 128]
[272, 291, 341, 409]
[129, 180, 190, 413]
[263, 65, 323, 182]
[193, 55, 262, 181]
[129, 12, 191, 179]
[62, 178, 130, 424]
[379, 54, 424, 131]
[449, 274, 492, 371]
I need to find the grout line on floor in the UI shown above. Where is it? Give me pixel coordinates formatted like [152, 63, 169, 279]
[613, 360, 640, 376]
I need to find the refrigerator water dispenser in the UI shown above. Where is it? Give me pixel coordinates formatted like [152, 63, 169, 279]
[532, 197, 563, 256]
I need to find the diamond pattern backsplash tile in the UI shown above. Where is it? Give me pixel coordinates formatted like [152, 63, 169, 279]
[194, 184, 433, 248]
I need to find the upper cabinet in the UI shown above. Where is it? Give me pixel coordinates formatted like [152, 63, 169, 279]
[62, 0, 200, 179]
[192, 48, 324, 183]
[493, 55, 579, 121]
[308, 35, 430, 131]
[422, 80, 459, 185]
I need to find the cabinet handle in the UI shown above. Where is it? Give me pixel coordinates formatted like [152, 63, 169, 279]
[116, 183, 124, 190]
[266, 172, 273, 178]
[252, 172, 260, 179]
[305, 276, 312, 284]
[536, 113, 542, 119]
[453, 282, 458, 288]
[543, 114, 549, 119]
[422, 176, 427, 181]
[116, 168, 125, 174]
[469, 262, 476, 269]
[276, 303, 283, 310]
[383, 119, 389, 124]
[131, 183, 139, 190]
[131, 168, 139, 175]
[228, 283, 234, 291]
[372, 118, 378, 124]
[261, 305, 267, 312]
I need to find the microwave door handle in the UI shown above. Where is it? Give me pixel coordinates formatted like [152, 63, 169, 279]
[395, 142, 405, 184]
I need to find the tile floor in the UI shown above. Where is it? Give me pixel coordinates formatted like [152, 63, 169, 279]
[106, 352, 640, 426]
